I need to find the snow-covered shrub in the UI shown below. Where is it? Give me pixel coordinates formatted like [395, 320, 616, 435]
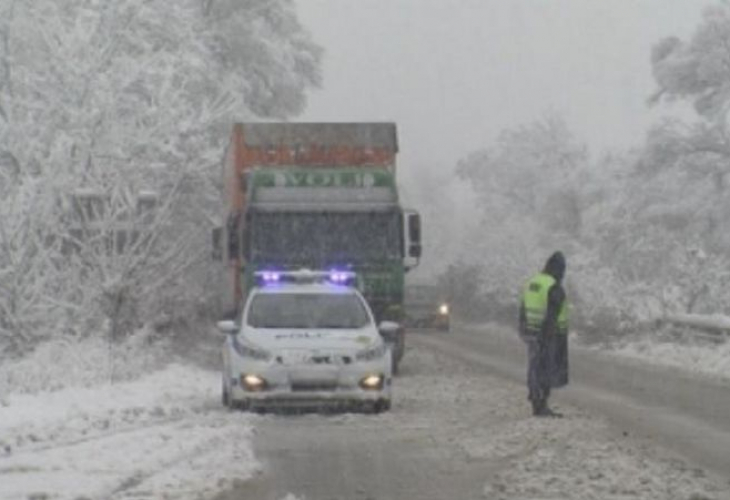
[0, 326, 168, 396]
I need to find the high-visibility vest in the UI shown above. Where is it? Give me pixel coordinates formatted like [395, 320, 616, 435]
[522, 272, 568, 334]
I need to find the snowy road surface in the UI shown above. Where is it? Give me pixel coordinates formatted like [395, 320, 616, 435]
[0, 365, 259, 500]
[214, 325, 730, 500]
[426, 323, 730, 478]
[3, 325, 729, 499]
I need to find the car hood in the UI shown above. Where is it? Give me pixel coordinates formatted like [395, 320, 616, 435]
[242, 327, 380, 352]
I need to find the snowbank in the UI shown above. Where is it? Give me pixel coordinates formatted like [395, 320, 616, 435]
[664, 312, 730, 331]
[609, 337, 730, 380]
[0, 328, 167, 395]
[462, 321, 730, 380]
[0, 363, 258, 500]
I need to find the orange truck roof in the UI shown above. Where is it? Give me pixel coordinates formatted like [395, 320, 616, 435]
[224, 122, 398, 211]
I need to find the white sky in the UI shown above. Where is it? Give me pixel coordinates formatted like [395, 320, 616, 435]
[295, 0, 704, 173]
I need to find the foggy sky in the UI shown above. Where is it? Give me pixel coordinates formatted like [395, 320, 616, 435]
[296, 0, 703, 173]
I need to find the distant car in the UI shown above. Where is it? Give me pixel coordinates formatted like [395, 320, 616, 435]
[403, 284, 450, 332]
[219, 270, 393, 413]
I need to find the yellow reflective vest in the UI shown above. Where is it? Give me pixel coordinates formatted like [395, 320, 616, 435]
[522, 272, 568, 334]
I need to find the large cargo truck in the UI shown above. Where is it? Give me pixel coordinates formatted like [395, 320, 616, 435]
[215, 122, 421, 371]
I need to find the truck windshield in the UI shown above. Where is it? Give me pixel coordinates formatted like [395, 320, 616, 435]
[249, 211, 401, 263]
[246, 293, 371, 329]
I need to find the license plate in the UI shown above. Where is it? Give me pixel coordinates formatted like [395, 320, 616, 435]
[281, 350, 311, 365]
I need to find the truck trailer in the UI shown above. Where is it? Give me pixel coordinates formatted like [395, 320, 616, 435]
[214, 122, 421, 371]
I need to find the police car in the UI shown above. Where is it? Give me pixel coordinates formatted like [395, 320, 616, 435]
[219, 270, 393, 413]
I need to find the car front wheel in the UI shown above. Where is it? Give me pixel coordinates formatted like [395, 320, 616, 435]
[374, 399, 391, 413]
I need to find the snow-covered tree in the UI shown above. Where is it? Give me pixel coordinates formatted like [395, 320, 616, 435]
[441, 3, 730, 336]
[623, 1, 730, 318]
[454, 115, 589, 297]
[650, 3, 730, 124]
[0, 0, 322, 352]
[458, 114, 586, 222]
[0, 0, 321, 174]
[0, 177, 60, 352]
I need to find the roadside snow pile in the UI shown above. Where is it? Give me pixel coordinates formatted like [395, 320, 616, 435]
[664, 312, 730, 331]
[609, 337, 730, 380]
[0, 363, 259, 500]
[463, 321, 730, 380]
[0, 328, 167, 395]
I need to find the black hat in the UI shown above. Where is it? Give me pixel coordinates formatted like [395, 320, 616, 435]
[543, 251, 566, 282]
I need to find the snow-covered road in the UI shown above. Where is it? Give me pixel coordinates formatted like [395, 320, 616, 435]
[428, 323, 730, 478]
[214, 327, 730, 500]
[0, 365, 259, 500]
[3, 325, 729, 500]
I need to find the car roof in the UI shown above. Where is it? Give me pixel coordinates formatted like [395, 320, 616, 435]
[251, 283, 360, 296]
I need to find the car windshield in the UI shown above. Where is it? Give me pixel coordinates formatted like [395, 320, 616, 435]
[246, 292, 371, 329]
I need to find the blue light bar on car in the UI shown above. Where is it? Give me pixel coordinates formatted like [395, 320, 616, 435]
[254, 269, 357, 286]
[259, 271, 281, 282]
[328, 270, 355, 284]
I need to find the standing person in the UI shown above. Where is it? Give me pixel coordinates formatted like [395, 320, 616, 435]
[519, 251, 569, 417]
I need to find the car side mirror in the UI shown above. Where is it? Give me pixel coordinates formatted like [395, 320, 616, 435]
[216, 320, 238, 335]
[402, 210, 421, 269]
[378, 321, 400, 341]
[409, 243, 422, 258]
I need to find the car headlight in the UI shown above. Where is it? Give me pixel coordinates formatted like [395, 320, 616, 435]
[356, 343, 387, 362]
[241, 374, 267, 391]
[439, 304, 449, 315]
[232, 338, 272, 361]
[359, 373, 384, 390]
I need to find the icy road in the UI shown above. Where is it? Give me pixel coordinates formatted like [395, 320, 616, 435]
[214, 325, 730, 500]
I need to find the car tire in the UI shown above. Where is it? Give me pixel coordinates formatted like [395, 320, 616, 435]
[229, 399, 252, 412]
[374, 399, 391, 413]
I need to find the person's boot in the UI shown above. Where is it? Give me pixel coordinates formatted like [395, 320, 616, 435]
[532, 399, 563, 418]
[531, 399, 545, 416]
[538, 400, 563, 418]
[540, 406, 563, 418]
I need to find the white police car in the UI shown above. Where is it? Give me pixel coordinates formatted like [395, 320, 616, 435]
[219, 270, 393, 413]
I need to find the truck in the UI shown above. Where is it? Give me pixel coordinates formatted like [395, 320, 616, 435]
[214, 122, 422, 372]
